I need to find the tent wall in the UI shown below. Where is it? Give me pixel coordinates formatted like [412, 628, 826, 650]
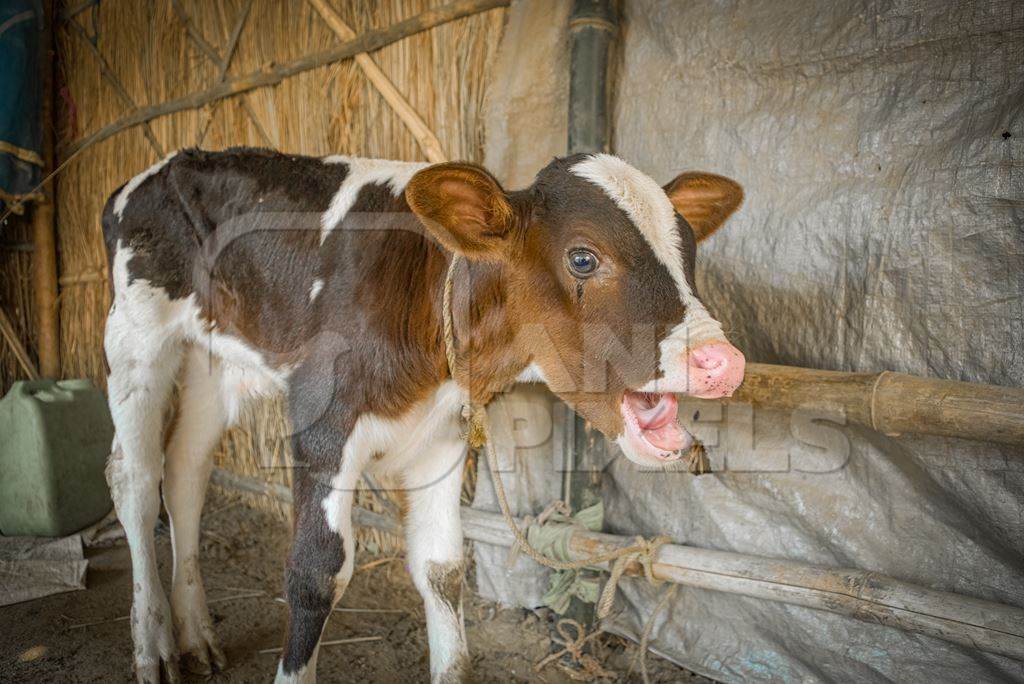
[475, 1, 1024, 681]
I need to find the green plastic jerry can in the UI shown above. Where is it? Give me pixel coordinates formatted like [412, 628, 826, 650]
[0, 379, 114, 536]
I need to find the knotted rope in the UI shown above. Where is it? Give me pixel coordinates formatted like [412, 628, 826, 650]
[442, 255, 679, 682]
[534, 618, 616, 681]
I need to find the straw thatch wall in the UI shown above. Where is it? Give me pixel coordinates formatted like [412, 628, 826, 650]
[0, 214, 36, 388]
[14, 0, 508, 544]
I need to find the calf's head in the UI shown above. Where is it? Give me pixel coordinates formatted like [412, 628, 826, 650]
[407, 154, 744, 467]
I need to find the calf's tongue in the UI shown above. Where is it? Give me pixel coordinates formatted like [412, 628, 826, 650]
[625, 392, 676, 429]
[625, 392, 688, 452]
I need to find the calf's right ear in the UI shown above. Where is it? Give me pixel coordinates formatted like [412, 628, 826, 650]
[406, 162, 515, 262]
[663, 172, 744, 243]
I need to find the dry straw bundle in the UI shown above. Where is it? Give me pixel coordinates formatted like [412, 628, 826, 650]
[0, 214, 36, 384]
[17, 0, 509, 550]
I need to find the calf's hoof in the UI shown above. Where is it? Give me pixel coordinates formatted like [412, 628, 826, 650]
[132, 599, 180, 683]
[134, 659, 181, 684]
[177, 615, 227, 675]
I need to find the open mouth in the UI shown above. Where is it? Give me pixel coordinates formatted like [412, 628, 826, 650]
[620, 391, 693, 463]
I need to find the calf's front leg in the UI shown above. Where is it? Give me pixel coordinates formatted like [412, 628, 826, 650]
[401, 436, 470, 683]
[276, 415, 363, 683]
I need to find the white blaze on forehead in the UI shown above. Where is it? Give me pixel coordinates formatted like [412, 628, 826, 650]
[570, 154, 725, 388]
[571, 154, 689, 299]
[320, 155, 429, 245]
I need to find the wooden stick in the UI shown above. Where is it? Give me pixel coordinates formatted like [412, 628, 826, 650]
[356, 556, 401, 573]
[60, 0, 509, 159]
[65, 614, 130, 630]
[66, 18, 164, 157]
[272, 596, 406, 614]
[32, 0, 59, 379]
[212, 467, 1024, 661]
[307, 0, 447, 163]
[0, 306, 39, 380]
[712, 363, 1024, 447]
[258, 636, 382, 654]
[207, 591, 264, 604]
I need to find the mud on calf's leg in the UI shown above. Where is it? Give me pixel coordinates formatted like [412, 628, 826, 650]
[402, 438, 470, 682]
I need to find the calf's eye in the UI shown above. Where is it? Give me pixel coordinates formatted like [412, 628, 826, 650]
[567, 248, 599, 277]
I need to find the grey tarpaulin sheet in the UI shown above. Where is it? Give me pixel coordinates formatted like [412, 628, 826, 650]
[474, 0, 1024, 681]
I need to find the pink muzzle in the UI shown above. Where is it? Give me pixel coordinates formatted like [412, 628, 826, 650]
[685, 341, 746, 398]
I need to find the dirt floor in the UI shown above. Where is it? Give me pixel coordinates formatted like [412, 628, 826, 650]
[0, 489, 705, 683]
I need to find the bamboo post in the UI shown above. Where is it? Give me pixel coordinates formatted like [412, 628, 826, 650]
[714, 363, 1024, 447]
[209, 467, 1024, 662]
[561, 0, 619, 627]
[307, 0, 447, 163]
[33, 0, 59, 378]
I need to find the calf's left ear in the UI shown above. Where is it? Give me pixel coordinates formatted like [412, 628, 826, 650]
[663, 172, 744, 243]
[406, 162, 515, 261]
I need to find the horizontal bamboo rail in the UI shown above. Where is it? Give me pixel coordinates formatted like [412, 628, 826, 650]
[210, 468, 1024, 662]
[59, 0, 510, 158]
[715, 363, 1024, 447]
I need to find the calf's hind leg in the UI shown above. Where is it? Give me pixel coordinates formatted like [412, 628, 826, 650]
[105, 307, 184, 683]
[163, 346, 229, 675]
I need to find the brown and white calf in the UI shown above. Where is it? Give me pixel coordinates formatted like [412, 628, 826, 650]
[101, 147, 744, 683]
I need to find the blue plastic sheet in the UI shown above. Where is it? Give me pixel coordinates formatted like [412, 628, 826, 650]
[0, 0, 43, 211]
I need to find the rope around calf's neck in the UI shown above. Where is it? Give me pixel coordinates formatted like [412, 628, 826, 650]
[444, 257, 666, 571]
[442, 255, 676, 641]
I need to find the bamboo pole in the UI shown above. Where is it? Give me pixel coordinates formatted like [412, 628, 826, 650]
[209, 467, 1024, 661]
[563, 0, 618, 628]
[307, 0, 447, 163]
[716, 363, 1024, 447]
[60, 0, 508, 159]
[33, 0, 59, 379]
